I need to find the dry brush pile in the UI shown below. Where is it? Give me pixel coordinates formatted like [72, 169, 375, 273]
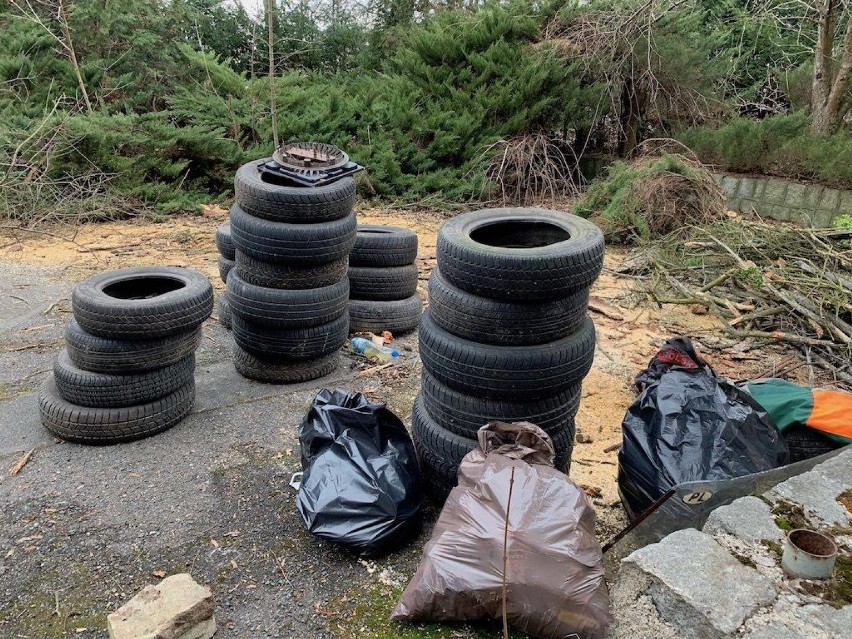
[636, 218, 852, 384]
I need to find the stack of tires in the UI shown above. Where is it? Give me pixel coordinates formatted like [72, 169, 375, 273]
[38, 267, 213, 444]
[215, 222, 235, 329]
[413, 208, 605, 499]
[348, 225, 423, 336]
[227, 159, 357, 383]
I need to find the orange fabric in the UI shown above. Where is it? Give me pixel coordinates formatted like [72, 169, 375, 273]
[809, 391, 852, 440]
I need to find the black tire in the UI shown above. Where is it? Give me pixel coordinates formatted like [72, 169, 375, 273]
[227, 269, 348, 328]
[215, 223, 235, 260]
[39, 378, 195, 444]
[233, 345, 339, 383]
[234, 159, 355, 223]
[65, 318, 201, 374]
[53, 349, 195, 408]
[348, 264, 418, 301]
[419, 310, 595, 400]
[421, 370, 581, 438]
[230, 204, 356, 265]
[232, 313, 348, 359]
[218, 255, 235, 283]
[72, 266, 213, 339]
[348, 295, 423, 335]
[412, 396, 573, 498]
[235, 250, 348, 290]
[437, 208, 604, 301]
[782, 427, 840, 464]
[350, 225, 418, 267]
[218, 294, 232, 330]
[428, 268, 589, 345]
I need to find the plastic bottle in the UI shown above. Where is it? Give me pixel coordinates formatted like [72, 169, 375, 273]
[351, 337, 399, 362]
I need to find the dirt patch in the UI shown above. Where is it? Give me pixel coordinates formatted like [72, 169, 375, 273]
[837, 489, 852, 514]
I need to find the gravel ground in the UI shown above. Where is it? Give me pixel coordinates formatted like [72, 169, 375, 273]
[0, 257, 446, 638]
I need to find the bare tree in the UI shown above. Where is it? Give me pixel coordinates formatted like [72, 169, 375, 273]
[548, 0, 714, 155]
[8, 0, 93, 114]
[811, 0, 852, 132]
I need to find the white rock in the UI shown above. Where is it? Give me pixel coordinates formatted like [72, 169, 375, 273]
[107, 573, 215, 639]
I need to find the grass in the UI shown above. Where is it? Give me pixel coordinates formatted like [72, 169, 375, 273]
[330, 581, 528, 639]
[800, 553, 852, 609]
[574, 152, 724, 241]
[771, 500, 811, 532]
[0, 566, 106, 637]
[761, 539, 783, 556]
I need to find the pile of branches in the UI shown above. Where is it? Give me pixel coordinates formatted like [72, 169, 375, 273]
[577, 148, 726, 241]
[641, 218, 852, 383]
[482, 134, 582, 206]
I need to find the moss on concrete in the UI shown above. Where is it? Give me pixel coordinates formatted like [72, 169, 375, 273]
[800, 553, 852, 609]
[0, 565, 106, 637]
[772, 500, 809, 532]
[331, 581, 527, 639]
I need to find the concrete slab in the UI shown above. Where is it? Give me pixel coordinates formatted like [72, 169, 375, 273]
[620, 528, 777, 639]
[703, 496, 784, 543]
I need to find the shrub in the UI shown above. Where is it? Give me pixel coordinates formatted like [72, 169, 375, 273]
[575, 152, 726, 241]
[679, 114, 852, 189]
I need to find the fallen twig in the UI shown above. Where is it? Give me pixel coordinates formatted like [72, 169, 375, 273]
[356, 362, 394, 377]
[501, 466, 515, 639]
[642, 218, 851, 378]
[9, 449, 34, 475]
[588, 296, 625, 321]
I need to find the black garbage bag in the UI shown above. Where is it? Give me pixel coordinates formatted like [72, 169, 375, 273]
[618, 338, 789, 520]
[296, 388, 423, 557]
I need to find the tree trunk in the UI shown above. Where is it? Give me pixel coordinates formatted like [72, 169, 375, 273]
[266, 0, 279, 148]
[811, 0, 840, 132]
[820, 17, 852, 133]
[619, 75, 644, 155]
[57, 0, 93, 114]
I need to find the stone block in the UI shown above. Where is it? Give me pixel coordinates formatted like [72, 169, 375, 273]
[812, 604, 852, 639]
[802, 185, 825, 209]
[703, 496, 784, 543]
[108, 573, 215, 639]
[785, 183, 809, 207]
[838, 190, 852, 214]
[744, 625, 801, 639]
[620, 528, 777, 639]
[766, 463, 850, 527]
[737, 178, 756, 198]
[719, 175, 740, 198]
[760, 203, 792, 222]
[812, 448, 852, 487]
[762, 180, 788, 204]
[810, 209, 836, 228]
[819, 188, 841, 211]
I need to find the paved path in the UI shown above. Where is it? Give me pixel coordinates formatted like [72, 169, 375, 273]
[0, 259, 429, 638]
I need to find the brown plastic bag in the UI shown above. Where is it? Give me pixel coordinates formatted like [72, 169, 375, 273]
[392, 422, 612, 639]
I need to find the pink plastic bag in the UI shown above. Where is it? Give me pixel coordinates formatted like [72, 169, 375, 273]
[392, 421, 612, 639]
